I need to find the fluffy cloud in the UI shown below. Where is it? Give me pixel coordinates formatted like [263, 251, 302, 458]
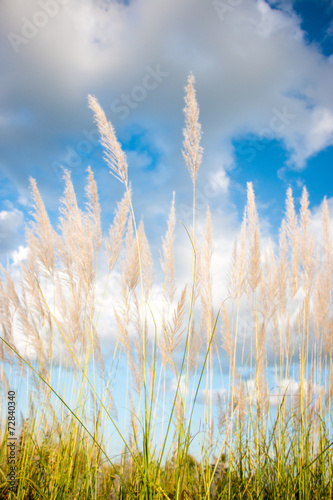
[0, 208, 24, 258]
[1, 0, 333, 203]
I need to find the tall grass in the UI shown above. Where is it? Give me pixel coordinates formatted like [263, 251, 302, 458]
[0, 74, 333, 499]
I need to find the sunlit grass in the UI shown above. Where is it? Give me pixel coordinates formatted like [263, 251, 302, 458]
[1, 75, 333, 499]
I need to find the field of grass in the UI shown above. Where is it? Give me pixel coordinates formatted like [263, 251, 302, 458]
[1, 75, 333, 499]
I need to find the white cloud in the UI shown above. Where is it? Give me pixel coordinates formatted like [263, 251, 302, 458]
[126, 150, 152, 170]
[269, 377, 301, 406]
[307, 107, 333, 154]
[198, 387, 226, 405]
[0, 208, 24, 258]
[1, 0, 333, 201]
[168, 374, 187, 396]
[11, 245, 29, 265]
[208, 169, 230, 196]
[268, 377, 324, 406]
[311, 195, 333, 245]
[17, 195, 29, 206]
[243, 377, 318, 407]
[285, 106, 333, 168]
[255, 0, 299, 38]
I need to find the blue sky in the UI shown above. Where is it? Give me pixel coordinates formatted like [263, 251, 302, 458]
[0, 0, 333, 262]
[1, 0, 333, 456]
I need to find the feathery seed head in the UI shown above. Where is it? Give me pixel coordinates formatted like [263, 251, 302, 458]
[160, 192, 176, 304]
[182, 74, 203, 185]
[88, 94, 128, 186]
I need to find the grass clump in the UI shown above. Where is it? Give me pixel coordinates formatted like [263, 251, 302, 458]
[1, 74, 333, 499]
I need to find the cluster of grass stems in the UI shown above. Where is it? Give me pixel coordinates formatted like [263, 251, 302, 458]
[1, 75, 333, 499]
